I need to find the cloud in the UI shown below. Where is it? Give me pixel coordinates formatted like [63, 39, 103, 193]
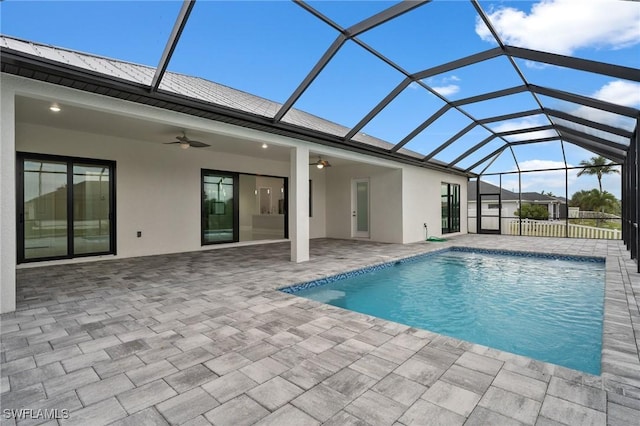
[592, 80, 640, 107]
[432, 84, 460, 97]
[491, 117, 545, 133]
[508, 129, 557, 142]
[517, 159, 567, 171]
[423, 75, 461, 96]
[571, 80, 640, 129]
[475, 0, 640, 55]
[490, 116, 558, 142]
[509, 159, 575, 193]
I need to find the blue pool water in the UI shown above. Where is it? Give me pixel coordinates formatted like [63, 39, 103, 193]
[287, 248, 605, 374]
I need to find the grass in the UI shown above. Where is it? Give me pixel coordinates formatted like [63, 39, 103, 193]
[569, 219, 622, 231]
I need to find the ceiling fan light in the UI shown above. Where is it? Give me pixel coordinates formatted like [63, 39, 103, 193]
[316, 162, 324, 169]
[49, 103, 61, 112]
[180, 142, 190, 149]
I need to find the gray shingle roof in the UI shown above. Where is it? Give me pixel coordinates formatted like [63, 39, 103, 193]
[468, 180, 565, 203]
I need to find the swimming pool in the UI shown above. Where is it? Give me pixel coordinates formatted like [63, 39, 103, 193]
[282, 247, 605, 375]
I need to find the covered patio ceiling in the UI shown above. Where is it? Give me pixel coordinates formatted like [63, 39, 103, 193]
[1, 0, 638, 177]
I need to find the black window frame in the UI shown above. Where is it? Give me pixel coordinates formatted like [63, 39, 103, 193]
[441, 182, 461, 234]
[201, 169, 289, 245]
[16, 152, 117, 264]
[201, 169, 240, 245]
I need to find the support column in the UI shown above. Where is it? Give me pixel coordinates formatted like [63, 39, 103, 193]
[1, 83, 16, 313]
[289, 146, 309, 262]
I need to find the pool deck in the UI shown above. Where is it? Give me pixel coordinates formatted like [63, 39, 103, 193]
[1, 235, 639, 425]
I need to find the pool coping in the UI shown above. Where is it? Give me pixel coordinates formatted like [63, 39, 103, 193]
[280, 245, 605, 294]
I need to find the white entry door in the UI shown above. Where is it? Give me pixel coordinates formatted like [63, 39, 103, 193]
[351, 178, 370, 238]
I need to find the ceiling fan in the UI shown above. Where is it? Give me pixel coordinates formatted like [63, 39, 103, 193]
[164, 132, 210, 149]
[310, 156, 331, 169]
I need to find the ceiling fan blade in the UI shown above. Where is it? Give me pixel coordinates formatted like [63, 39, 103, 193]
[164, 141, 181, 144]
[188, 140, 210, 148]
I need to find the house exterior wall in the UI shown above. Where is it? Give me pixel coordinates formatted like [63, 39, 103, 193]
[402, 167, 467, 242]
[1, 81, 17, 313]
[17, 122, 293, 259]
[325, 164, 403, 243]
[309, 166, 326, 239]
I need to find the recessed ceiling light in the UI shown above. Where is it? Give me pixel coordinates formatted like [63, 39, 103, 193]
[262, 143, 268, 149]
[49, 103, 61, 112]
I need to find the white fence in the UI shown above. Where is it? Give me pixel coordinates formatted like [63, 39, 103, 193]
[505, 219, 621, 239]
[468, 218, 621, 239]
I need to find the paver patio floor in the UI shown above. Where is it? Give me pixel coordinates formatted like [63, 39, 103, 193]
[2, 235, 639, 425]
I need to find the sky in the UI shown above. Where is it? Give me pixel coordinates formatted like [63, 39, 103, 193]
[1, 0, 638, 198]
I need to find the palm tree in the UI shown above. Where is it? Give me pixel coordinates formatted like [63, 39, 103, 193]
[577, 156, 619, 192]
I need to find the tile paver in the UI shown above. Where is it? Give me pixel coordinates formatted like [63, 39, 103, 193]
[540, 394, 607, 426]
[201, 370, 257, 403]
[116, 379, 177, 414]
[398, 399, 465, 426]
[421, 380, 482, 417]
[204, 394, 269, 426]
[246, 376, 304, 411]
[344, 390, 406, 425]
[254, 403, 320, 426]
[59, 397, 127, 426]
[492, 368, 549, 402]
[478, 386, 542, 425]
[2, 236, 639, 425]
[291, 384, 350, 422]
[372, 373, 427, 407]
[156, 387, 219, 425]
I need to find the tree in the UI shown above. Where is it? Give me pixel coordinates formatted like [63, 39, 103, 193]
[570, 189, 620, 226]
[570, 189, 620, 214]
[576, 156, 619, 192]
[515, 203, 549, 220]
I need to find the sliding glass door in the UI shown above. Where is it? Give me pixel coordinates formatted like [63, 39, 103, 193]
[17, 153, 116, 263]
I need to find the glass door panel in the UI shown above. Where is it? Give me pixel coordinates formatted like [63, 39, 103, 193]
[23, 160, 68, 260]
[203, 173, 236, 243]
[441, 183, 449, 233]
[352, 179, 370, 238]
[451, 184, 461, 232]
[73, 164, 111, 254]
[357, 182, 369, 233]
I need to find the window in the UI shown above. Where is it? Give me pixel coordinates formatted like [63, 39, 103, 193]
[202, 170, 288, 244]
[488, 203, 500, 209]
[202, 170, 238, 244]
[441, 182, 460, 234]
[17, 153, 116, 263]
[309, 180, 313, 218]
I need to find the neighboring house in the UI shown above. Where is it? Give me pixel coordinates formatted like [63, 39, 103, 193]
[468, 181, 566, 233]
